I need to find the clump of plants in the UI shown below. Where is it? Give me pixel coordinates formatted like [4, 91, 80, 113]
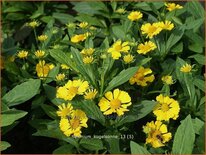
[1, 1, 205, 154]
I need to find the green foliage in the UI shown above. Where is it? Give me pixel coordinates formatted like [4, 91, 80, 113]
[130, 141, 151, 154]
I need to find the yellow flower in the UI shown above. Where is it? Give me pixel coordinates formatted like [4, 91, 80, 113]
[38, 35, 48, 42]
[59, 109, 88, 137]
[61, 64, 70, 70]
[35, 50, 45, 58]
[56, 73, 66, 81]
[78, 22, 88, 28]
[161, 75, 173, 85]
[80, 48, 95, 56]
[71, 34, 87, 43]
[153, 94, 180, 121]
[137, 41, 157, 55]
[56, 79, 89, 101]
[57, 103, 73, 118]
[83, 56, 94, 64]
[123, 54, 134, 64]
[141, 23, 162, 39]
[108, 40, 130, 59]
[157, 20, 174, 31]
[17, 50, 28, 59]
[84, 89, 98, 100]
[36, 60, 51, 78]
[98, 89, 132, 116]
[129, 67, 155, 86]
[143, 121, 172, 148]
[165, 3, 183, 12]
[180, 63, 192, 73]
[28, 20, 40, 28]
[115, 8, 126, 14]
[128, 11, 143, 21]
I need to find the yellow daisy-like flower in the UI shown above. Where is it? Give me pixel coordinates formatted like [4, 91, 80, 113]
[35, 50, 45, 58]
[38, 35, 48, 42]
[153, 94, 180, 121]
[180, 63, 192, 73]
[137, 41, 157, 55]
[17, 50, 28, 59]
[161, 75, 173, 85]
[56, 73, 66, 81]
[36, 60, 51, 78]
[128, 11, 143, 21]
[78, 22, 88, 28]
[123, 54, 134, 64]
[98, 89, 132, 116]
[141, 23, 162, 39]
[28, 20, 40, 28]
[8, 55, 15, 62]
[115, 8, 126, 14]
[57, 103, 73, 118]
[80, 48, 95, 56]
[61, 64, 70, 70]
[108, 40, 130, 60]
[129, 67, 155, 87]
[165, 3, 183, 12]
[83, 56, 94, 64]
[71, 34, 87, 43]
[56, 79, 89, 101]
[59, 109, 88, 137]
[84, 89, 98, 100]
[157, 20, 174, 31]
[143, 121, 172, 148]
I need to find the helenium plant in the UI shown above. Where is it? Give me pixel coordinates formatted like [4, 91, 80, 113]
[1, 1, 205, 154]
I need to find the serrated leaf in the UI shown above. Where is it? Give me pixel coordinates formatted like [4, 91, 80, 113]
[172, 115, 195, 154]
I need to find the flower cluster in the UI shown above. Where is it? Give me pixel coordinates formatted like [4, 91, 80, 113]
[57, 103, 88, 137]
[80, 48, 95, 64]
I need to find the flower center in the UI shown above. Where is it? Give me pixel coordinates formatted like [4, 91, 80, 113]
[70, 118, 80, 129]
[110, 99, 121, 109]
[69, 86, 78, 95]
[115, 45, 122, 51]
[161, 103, 170, 112]
[152, 130, 163, 142]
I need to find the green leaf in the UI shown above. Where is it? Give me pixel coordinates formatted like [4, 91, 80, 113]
[76, 14, 104, 27]
[130, 141, 151, 154]
[33, 128, 79, 148]
[74, 100, 105, 126]
[194, 78, 205, 92]
[80, 138, 104, 151]
[171, 42, 183, 54]
[105, 138, 120, 153]
[104, 66, 138, 93]
[2, 79, 41, 106]
[45, 65, 60, 83]
[134, 2, 164, 11]
[43, 84, 62, 105]
[192, 118, 204, 135]
[5, 13, 26, 20]
[49, 49, 77, 72]
[1, 109, 27, 127]
[53, 13, 75, 24]
[188, 43, 203, 53]
[112, 25, 126, 40]
[115, 100, 156, 127]
[172, 115, 195, 154]
[166, 26, 185, 51]
[1, 141, 11, 151]
[52, 144, 74, 154]
[185, 18, 204, 30]
[189, 54, 205, 65]
[41, 104, 58, 119]
[186, 1, 204, 19]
